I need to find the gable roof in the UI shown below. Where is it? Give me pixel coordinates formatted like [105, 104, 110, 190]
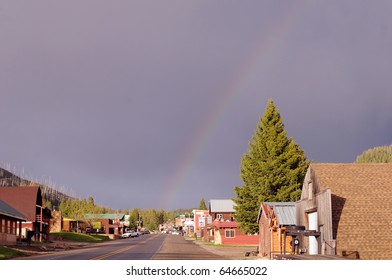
[209, 199, 235, 213]
[257, 202, 296, 226]
[0, 186, 42, 221]
[0, 200, 26, 221]
[266, 202, 296, 226]
[307, 163, 392, 259]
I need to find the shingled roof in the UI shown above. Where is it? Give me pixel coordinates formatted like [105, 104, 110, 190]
[308, 163, 392, 260]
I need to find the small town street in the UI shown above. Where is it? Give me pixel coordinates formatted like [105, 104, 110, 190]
[13, 234, 252, 260]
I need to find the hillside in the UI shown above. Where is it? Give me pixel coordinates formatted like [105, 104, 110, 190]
[355, 144, 392, 163]
[0, 167, 74, 209]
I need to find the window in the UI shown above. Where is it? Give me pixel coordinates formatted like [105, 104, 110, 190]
[216, 214, 223, 220]
[225, 229, 235, 238]
[308, 181, 313, 199]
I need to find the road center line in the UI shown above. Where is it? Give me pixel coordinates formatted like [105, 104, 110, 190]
[90, 235, 159, 260]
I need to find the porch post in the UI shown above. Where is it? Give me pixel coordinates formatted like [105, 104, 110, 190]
[18, 221, 22, 242]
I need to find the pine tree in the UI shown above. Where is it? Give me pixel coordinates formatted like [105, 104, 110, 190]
[233, 99, 309, 234]
[355, 144, 392, 163]
[198, 197, 207, 210]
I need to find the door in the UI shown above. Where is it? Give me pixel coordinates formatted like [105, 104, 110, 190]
[308, 212, 318, 254]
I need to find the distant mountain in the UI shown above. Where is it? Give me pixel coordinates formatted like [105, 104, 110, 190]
[0, 167, 74, 209]
[355, 144, 392, 163]
[0, 168, 32, 186]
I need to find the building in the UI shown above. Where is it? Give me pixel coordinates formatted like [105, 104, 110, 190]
[0, 186, 51, 242]
[205, 199, 258, 245]
[0, 200, 26, 244]
[192, 209, 209, 232]
[257, 202, 296, 259]
[84, 213, 125, 238]
[296, 163, 392, 260]
[209, 199, 235, 221]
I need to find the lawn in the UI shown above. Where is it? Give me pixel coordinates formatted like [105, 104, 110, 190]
[50, 232, 110, 242]
[0, 246, 23, 260]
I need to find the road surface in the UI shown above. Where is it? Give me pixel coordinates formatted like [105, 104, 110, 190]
[15, 234, 224, 260]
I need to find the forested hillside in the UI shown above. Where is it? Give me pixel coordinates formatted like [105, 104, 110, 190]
[0, 167, 76, 209]
[0, 167, 192, 230]
[355, 144, 392, 163]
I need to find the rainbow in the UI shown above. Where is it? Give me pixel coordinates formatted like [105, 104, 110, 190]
[160, 1, 310, 210]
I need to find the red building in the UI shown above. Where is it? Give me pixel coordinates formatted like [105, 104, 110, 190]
[0, 186, 51, 242]
[203, 199, 258, 245]
[0, 200, 26, 244]
[192, 209, 209, 232]
[84, 213, 125, 238]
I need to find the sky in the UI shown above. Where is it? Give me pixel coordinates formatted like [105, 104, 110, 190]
[1, 1, 392, 211]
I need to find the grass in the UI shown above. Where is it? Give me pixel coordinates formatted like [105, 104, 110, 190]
[50, 232, 110, 243]
[0, 246, 23, 260]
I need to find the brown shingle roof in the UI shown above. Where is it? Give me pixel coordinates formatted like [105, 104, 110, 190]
[0, 186, 42, 221]
[310, 163, 392, 259]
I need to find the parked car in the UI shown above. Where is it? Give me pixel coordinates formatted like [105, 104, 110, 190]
[122, 230, 138, 238]
[121, 232, 133, 238]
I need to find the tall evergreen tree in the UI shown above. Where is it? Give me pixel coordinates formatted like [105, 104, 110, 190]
[198, 197, 207, 210]
[233, 99, 309, 234]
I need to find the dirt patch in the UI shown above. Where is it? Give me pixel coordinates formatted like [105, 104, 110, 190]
[189, 238, 262, 260]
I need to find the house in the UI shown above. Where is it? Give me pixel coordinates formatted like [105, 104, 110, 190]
[209, 199, 235, 221]
[0, 200, 26, 244]
[257, 202, 296, 259]
[49, 210, 87, 233]
[0, 186, 51, 242]
[296, 163, 392, 260]
[205, 199, 258, 245]
[84, 213, 125, 238]
[62, 218, 87, 232]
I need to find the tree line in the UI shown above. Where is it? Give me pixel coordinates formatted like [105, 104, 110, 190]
[355, 144, 392, 163]
[57, 196, 195, 231]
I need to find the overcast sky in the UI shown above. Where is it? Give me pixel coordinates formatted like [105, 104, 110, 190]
[1, 1, 391, 210]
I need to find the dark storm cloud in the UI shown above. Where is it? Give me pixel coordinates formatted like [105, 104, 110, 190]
[1, 0, 391, 210]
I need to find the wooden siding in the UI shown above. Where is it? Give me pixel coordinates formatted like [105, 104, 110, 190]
[297, 163, 392, 259]
[296, 189, 335, 255]
[271, 228, 293, 256]
[258, 212, 271, 257]
[296, 168, 335, 255]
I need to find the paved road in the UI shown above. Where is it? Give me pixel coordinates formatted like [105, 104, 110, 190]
[15, 234, 223, 260]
